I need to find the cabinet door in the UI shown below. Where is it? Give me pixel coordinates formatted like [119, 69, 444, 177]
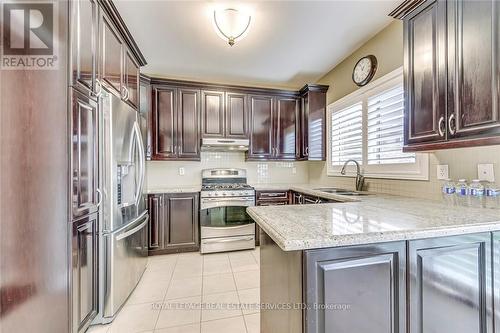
[99, 13, 122, 96]
[124, 49, 140, 109]
[148, 195, 164, 250]
[408, 234, 493, 333]
[70, 0, 98, 96]
[447, 0, 500, 138]
[304, 242, 406, 333]
[71, 89, 98, 219]
[248, 95, 274, 159]
[152, 87, 177, 159]
[404, 0, 447, 145]
[275, 97, 299, 159]
[299, 95, 309, 160]
[226, 92, 248, 139]
[201, 90, 225, 138]
[177, 88, 201, 159]
[306, 91, 327, 160]
[164, 193, 199, 249]
[71, 213, 98, 333]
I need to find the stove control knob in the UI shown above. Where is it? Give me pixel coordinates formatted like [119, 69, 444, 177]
[222, 193, 227, 196]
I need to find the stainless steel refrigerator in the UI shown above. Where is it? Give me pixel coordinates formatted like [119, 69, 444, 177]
[98, 89, 149, 323]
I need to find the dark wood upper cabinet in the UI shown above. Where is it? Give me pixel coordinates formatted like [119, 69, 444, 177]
[248, 95, 274, 159]
[151, 86, 200, 160]
[226, 92, 248, 139]
[148, 78, 328, 161]
[201, 90, 248, 139]
[404, 0, 447, 146]
[177, 88, 201, 159]
[99, 13, 123, 96]
[400, 0, 500, 151]
[147, 193, 200, 255]
[201, 90, 225, 138]
[447, 0, 500, 139]
[124, 49, 140, 109]
[275, 97, 299, 159]
[71, 89, 98, 220]
[299, 85, 329, 160]
[70, 0, 98, 96]
[152, 87, 177, 159]
[71, 213, 98, 333]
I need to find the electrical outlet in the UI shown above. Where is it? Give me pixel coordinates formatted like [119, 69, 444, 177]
[478, 164, 495, 182]
[437, 165, 449, 180]
[179, 167, 185, 176]
[292, 167, 297, 174]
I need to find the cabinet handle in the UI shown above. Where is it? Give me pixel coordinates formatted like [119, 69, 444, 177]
[95, 79, 102, 97]
[438, 116, 445, 137]
[448, 114, 456, 135]
[305, 147, 309, 156]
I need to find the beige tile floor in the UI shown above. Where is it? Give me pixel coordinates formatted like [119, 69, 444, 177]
[88, 247, 260, 333]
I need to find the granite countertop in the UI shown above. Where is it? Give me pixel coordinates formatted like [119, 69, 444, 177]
[247, 192, 500, 251]
[146, 186, 201, 194]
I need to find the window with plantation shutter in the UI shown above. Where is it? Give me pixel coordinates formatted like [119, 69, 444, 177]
[331, 102, 363, 166]
[326, 67, 429, 180]
[367, 85, 415, 165]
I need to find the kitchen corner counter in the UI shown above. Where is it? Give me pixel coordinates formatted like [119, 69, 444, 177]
[247, 194, 500, 251]
[146, 186, 201, 194]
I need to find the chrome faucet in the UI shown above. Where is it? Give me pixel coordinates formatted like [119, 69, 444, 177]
[340, 159, 365, 191]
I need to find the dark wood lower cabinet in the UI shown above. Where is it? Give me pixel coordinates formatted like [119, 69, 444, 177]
[71, 213, 98, 333]
[408, 233, 493, 333]
[304, 241, 406, 333]
[255, 190, 291, 246]
[148, 193, 199, 255]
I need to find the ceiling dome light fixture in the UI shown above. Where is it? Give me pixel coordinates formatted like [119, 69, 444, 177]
[213, 8, 251, 46]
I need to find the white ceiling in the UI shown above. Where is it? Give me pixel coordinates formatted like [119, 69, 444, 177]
[115, 0, 399, 90]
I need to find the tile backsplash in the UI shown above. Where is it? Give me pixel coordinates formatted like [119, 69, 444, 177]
[147, 146, 500, 201]
[309, 145, 500, 201]
[147, 152, 309, 189]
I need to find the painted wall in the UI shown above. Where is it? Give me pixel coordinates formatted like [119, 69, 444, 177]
[318, 21, 404, 105]
[313, 20, 500, 200]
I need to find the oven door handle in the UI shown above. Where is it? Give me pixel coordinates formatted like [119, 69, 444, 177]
[203, 236, 254, 244]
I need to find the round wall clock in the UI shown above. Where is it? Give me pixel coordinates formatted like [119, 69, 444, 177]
[352, 55, 378, 87]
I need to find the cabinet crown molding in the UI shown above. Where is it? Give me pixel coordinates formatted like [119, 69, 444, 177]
[388, 0, 426, 19]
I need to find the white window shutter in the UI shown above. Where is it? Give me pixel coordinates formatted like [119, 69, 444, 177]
[330, 102, 363, 166]
[367, 85, 415, 165]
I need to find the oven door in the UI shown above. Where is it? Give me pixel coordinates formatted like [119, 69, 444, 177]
[200, 197, 255, 238]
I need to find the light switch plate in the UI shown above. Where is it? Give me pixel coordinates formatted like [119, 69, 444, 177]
[478, 164, 495, 182]
[179, 167, 185, 176]
[437, 165, 449, 180]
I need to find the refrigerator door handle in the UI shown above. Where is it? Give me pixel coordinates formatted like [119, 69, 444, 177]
[116, 212, 149, 241]
[132, 121, 146, 208]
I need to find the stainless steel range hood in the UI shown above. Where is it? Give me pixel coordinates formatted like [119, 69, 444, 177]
[201, 138, 249, 151]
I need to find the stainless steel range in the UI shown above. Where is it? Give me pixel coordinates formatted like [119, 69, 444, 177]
[200, 168, 256, 254]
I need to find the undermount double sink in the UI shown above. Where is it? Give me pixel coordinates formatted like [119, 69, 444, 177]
[313, 187, 371, 196]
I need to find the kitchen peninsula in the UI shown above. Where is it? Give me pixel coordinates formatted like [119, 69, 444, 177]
[247, 189, 500, 333]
